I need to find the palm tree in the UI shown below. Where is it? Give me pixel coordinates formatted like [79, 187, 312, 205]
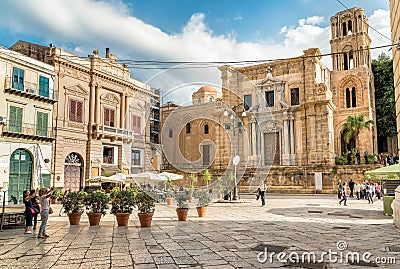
[342, 114, 374, 149]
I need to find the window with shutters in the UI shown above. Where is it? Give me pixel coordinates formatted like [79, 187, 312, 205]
[12, 67, 24, 91]
[39, 76, 49, 98]
[104, 107, 115, 127]
[36, 111, 48, 137]
[131, 148, 143, 167]
[132, 115, 141, 133]
[69, 99, 83, 122]
[244, 94, 252, 111]
[9, 106, 23, 133]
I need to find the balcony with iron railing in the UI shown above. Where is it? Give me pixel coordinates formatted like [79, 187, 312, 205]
[4, 77, 58, 104]
[95, 124, 144, 142]
[1, 121, 56, 141]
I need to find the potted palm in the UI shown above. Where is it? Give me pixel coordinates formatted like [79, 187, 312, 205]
[111, 188, 136, 226]
[61, 191, 87, 225]
[50, 189, 59, 204]
[176, 192, 190, 221]
[166, 179, 174, 205]
[84, 190, 109, 226]
[194, 188, 212, 217]
[135, 189, 156, 227]
[203, 169, 212, 188]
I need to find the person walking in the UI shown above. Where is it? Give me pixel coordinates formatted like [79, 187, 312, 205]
[23, 188, 39, 234]
[364, 150, 369, 164]
[38, 187, 55, 239]
[258, 181, 267, 206]
[376, 183, 381, 200]
[366, 183, 373, 204]
[339, 182, 348, 206]
[348, 179, 355, 198]
[355, 181, 361, 200]
[337, 180, 342, 199]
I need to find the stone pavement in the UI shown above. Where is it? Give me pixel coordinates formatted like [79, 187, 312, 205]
[1, 194, 400, 269]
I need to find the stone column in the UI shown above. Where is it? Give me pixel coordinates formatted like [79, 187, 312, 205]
[283, 120, 289, 154]
[89, 84, 95, 123]
[95, 86, 100, 124]
[120, 93, 125, 129]
[251, 121, 256, 156]
[290, 119, 295, 154]
[260, 131, 265, 166]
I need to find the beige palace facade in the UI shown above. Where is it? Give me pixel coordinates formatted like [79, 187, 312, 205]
[48, 48, 152, 191]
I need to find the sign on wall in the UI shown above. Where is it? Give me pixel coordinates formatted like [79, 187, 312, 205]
[315, 172, 323, 191]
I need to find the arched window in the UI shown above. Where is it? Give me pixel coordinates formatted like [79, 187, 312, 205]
[186, 123, 191, 134]
[348, 20, 352, 34]
[343, 52, 348, 70]
[342, 22, 347, 36]
[168, 129, 173, 138]
[346, 88, 351, 108]
[204, 124, 209, 134]
[351, 87, 356, 107]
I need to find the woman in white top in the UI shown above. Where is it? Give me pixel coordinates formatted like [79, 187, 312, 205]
[38, 187, 54, 239]
[355, 182, 361, 200]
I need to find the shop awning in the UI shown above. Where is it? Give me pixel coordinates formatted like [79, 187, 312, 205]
[364, 164, 400, 181]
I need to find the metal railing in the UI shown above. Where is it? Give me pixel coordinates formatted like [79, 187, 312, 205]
[4, 77, 58, 100]
[97, 125, 144, 141]
[2, 121, 55, 138]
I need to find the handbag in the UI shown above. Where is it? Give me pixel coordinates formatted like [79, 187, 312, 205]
[30, 207, 39, 214]
[49, 206, 53, 214]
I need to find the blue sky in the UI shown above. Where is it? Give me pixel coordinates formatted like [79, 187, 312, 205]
[0, 0, 391, 104]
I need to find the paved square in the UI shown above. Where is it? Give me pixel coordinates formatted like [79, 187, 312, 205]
[1, 194, 399, 268]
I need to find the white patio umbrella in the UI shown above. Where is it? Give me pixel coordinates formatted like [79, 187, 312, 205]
[128, 171, 164, 189]
[159, 172, 184, 181]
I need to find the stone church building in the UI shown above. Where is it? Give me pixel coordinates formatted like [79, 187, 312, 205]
[162, 8, 378, 193]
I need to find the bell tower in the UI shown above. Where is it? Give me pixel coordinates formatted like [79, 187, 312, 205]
[330, 7, 377, 156]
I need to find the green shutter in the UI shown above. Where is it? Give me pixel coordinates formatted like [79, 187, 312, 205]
[36, 112, 48, 136]
[39, 76, 49, 97]
[9, 106, 22, 133]
[12, 67, 24, 91]
[40, 174, 51, 188]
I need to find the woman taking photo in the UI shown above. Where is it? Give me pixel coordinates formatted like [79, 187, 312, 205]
[23, 188, 39, 234]
[38, 187, 54, 239]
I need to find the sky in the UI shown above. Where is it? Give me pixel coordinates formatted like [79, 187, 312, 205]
[0, 0, 392, 105]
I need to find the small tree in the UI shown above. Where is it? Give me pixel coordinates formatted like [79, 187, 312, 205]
[342, 114, 374, 150]
[202, 169, 212, 188]
[189, 173, 197, 197]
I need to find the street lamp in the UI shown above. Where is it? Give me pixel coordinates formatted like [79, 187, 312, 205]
[223, 105, 246, 200]
[0, 182, 9, 231]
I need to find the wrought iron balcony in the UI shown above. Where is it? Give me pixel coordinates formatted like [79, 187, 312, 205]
[4, 77, 58, 104]
[2, 121, 56, 141]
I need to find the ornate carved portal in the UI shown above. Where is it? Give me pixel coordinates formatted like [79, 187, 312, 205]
[64, 153, 82, 192]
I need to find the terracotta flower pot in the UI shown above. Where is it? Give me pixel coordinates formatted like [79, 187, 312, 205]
[176, 208, 189, 221]
[166, 197, 174, 206]
[87, 212, 102, 226]
[115, 213, 131, 226]
[67, 212, 82, 225]
[196, 207, 207, 217]
[138, 213, 153, 227]
[218, 193, 223, 200]
[50, 198, 57, 204]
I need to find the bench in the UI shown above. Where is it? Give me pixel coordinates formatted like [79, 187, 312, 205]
[0, 212, 25, 229]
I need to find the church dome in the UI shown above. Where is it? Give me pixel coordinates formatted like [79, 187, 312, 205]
[197, 86, 218, 93]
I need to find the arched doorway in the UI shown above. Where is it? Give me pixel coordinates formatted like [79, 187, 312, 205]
[64, 153, 82, 192]
[8, 149, 32, 204]
[341, 130, 356, 155]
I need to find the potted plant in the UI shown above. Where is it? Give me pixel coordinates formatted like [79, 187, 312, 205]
[135, 189, 156, 227]
[61, 191, 87, 225]
[176, 192, 190, 221]
[111, 188, 136, 226]
[84, 190, 109, 226]
[188, 173, 197, 203]
[203, 169, 212, 188]
[166, 179, 174, 205]
[50, 189, 59, 204]
[109, 186, 120, 203]
[194, 189, 212, 217]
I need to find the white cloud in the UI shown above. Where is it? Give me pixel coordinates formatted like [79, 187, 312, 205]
[234, 14, 243, 21]
[0, 0, 390, 104]
[368, 9, 392, 58]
